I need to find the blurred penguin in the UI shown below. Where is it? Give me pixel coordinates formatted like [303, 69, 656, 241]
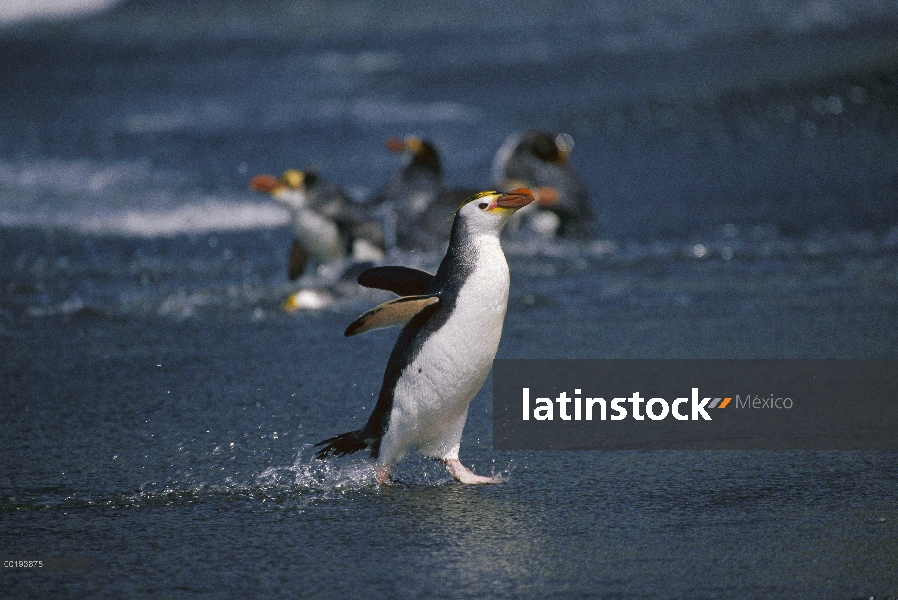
[250, 169, 385, 310]
[492, 131, 593, 240]
[251, 169, 384, 279]
[371, 136, 476, 252]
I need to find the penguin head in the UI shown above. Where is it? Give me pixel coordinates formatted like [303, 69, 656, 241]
[385, 135, 441, 177]
[492, 131, 577, 210]
[453, 189, 535, 235]
[515, 131, 574, 166]
[250, 169, 318, 209]
[281, 169, 320, 190]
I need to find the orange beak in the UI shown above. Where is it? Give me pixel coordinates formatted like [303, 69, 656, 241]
[534, 186, 561, 207]
[250, 174, 280, 193]
[384, 137, 407, 153]
[492, 188, 535, 210]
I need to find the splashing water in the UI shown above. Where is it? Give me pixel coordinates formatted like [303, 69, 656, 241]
[255, 446, 380, 494]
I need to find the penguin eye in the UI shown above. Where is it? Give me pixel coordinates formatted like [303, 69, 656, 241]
[478, 202, 488, 210]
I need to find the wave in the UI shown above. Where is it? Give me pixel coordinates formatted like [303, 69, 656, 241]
[76, 199, 289, 236]
[0, 198, 289, 236]
[0, 158, 291, 236]
[9, 1, 895, 51]
[0, 0, 121, 25]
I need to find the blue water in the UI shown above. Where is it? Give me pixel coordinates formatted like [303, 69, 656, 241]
[2, 1, 898, 597]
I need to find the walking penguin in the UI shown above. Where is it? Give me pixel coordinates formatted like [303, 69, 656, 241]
[314, 188, 535, 484]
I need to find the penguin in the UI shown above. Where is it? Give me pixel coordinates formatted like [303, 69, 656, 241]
[492, 131, 594, 240]
[371, 136, 477, 251]
[250, 169, 385, 280]
[314, 188, 535, 484]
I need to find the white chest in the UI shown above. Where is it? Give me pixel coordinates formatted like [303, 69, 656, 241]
[292, 208, 345, 264]
[274, 189, 346, 264]
[384, 235, 510, 458]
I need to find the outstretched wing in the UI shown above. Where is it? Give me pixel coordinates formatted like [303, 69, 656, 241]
[344, 295, 440, 337]
[357, 266, 434, 297]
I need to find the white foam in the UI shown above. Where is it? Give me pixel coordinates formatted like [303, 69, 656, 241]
[256, 447, 379, 492]
[0, 0, 121, 25]
[0, 198, 289, 237]
[0, 158, 290, 235]
[350, 99, 480, 124]
[0, 158, 161, 196]
[120, 101, 242, 135]
[76, 199, 290, 236]
[313, 51, 402, 74]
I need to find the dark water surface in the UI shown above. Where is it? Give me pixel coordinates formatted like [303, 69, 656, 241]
[2, 1, 898, 597]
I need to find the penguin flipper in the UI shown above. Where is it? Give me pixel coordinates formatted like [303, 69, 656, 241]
[357, 266, 434, 296]
[344, 295, 440, 337]
[288, 239, 309, 280]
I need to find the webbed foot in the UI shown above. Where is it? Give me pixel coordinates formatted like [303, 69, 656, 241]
[445, 458, 501, 484]
[375, 466, 391, 485]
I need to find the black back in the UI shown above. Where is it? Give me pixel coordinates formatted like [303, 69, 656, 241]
[362, 215, 477, 457]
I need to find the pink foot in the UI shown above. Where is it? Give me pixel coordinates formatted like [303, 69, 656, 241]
[445, 458, 501, 484]
[375, 466, 391, 485]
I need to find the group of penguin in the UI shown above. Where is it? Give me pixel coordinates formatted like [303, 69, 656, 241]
[250, 131, 594, 300]
[251, 133, 593, 485]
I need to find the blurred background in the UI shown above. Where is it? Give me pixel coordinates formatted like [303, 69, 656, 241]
[2, 0, 897, 322]
[2, 0, 897, 240]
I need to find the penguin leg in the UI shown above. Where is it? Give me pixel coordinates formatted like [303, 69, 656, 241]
[444, 459, 500, 485]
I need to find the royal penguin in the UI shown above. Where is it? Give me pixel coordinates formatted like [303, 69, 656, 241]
[315, 188, 535, 484]
[492, 131, 593, 240]
[250, 169, 385, 280]
[371, 135, 477, 251]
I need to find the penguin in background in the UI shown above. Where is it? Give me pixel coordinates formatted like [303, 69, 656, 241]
[492, 131, 594, 240]
[371, 135, 477, 252]
[315, 188, 535, 484]
[250, 169, 385, 280]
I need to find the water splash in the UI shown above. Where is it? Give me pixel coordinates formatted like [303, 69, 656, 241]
[255, 447, 379, 493]
[256, 448, 516, 491]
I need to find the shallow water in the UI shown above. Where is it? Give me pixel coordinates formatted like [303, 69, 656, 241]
[2, 1, 898, 597]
